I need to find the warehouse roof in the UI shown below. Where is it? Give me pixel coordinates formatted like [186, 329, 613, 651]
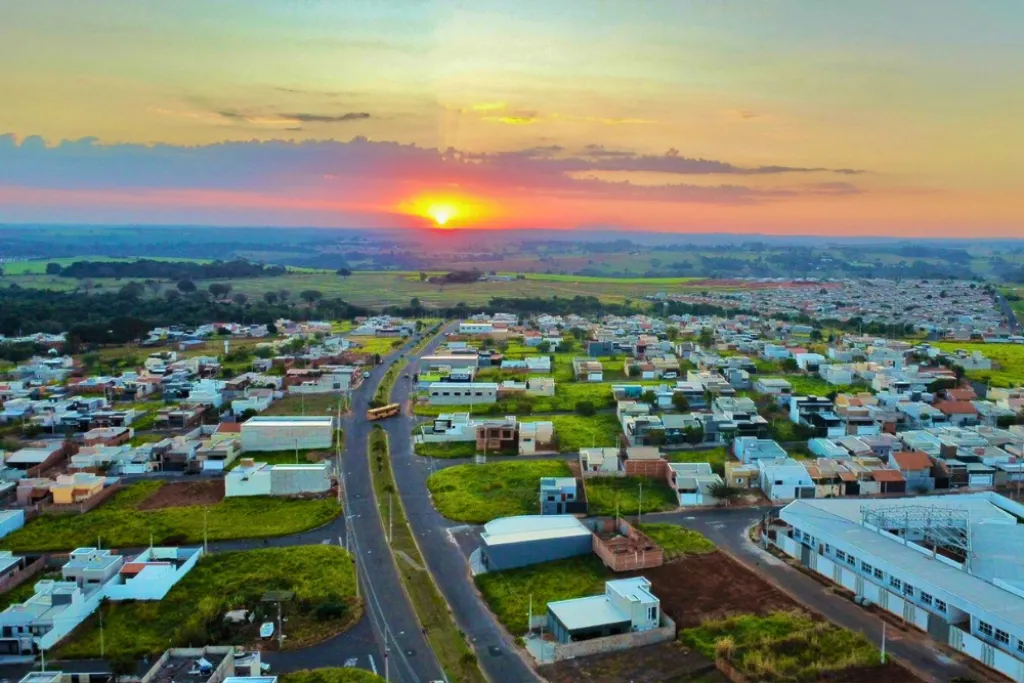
[481, 515, 591, 547]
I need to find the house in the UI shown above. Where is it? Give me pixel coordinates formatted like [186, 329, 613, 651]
[819, 364, 854, 386]
[0, 551, 28, 583]
[795, 353, 826, 371]
[808, 438, 849, 459]
[934, 401, 980, 427]
[225, 460, 331, 497]
[579, 448, 622, 476]
[733, 437, 788, 464]
[891, 450, 935, 492]
[477, 417, 519, 453]
[546, 577, 662, 644]
[239, 416, 334, 452]
[539, 477, 583, 515]
[666, 462, 722, 506]
[50, 473, 107, 505]
[82, 426, 132, 447]
[572, 358, 604, 382]
[427, 382, 498, 406]
[519, 421, 555, 455]
[0, 510, 25, 539]
[724, 461, 760, 491]
[478, 515, 593, 571]
[103, 546, 202, 600]
[803, 458, 854, 498]
[759, 458, 815, 501]
[4, 441, 67, 475]
[623, 446, 668, 477]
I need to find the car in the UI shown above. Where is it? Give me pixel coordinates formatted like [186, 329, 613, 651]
[402, 373, 410, 378]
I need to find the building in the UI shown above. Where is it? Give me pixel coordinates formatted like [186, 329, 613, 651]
[0, 510, 25, 539]
[666, 462, 722, 506]
[478, 515, 593, 571]
[572, 358, 604, 382]
[539, 477, 583, 515]
[546, 577, 661, 644]
[50, 473, 106, 505]
[519, 421, 555, 454]
[776, 494, 1024, 683]
[733, 437, 788, 464]
[759, 458, 815, 501]
[427, 382, 498, 406]
[103, 547, 202, 600]
[225, 460, 331, 497]
[579, 448, 622, 476]
[239, 416, 333, 452]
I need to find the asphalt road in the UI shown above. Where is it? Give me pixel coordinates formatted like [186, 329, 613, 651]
[385, 324, 543, 683]
[649, 507, 978, 683]
[997, 292, 1021, 331]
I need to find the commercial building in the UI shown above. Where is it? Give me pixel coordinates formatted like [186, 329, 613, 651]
[478, 515, 593, 571]
[776, 493, 1024, 682]
[239, 416, 333, 452]
[426, 382, 498, 406]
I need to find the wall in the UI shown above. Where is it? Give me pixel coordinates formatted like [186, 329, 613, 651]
[625, 459, 668, 478]
[549, 613, 676, 662]
[240, 424, 332, 452]
[104, 549, 202, 601]
[482, 534, 593, 571]
[948, 625, 1024, 682]
[271, 465, 331, 496]
[225, 469, 272, 497]
[0, 556, 45, 594]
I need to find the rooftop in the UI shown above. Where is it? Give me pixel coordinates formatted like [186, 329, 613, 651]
[547, 595, 630, 632]
[481, 515, 591, 547]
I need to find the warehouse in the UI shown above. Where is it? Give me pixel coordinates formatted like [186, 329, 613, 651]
[427, 382, 498, 406]
[776, 493, 1024, 681]
[225, 459, 331, 497]
[240, 415, 333, 452]
[479, 515, 593, 571]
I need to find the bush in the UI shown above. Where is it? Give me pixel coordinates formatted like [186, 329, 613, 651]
[314, 597, 348, 622]
[575, 400, 596, 416]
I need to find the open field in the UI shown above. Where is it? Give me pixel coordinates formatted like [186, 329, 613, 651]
[57, 546, 360, 658]
[525, 413, 621, 451]
[933, 341, 1024, 388]
[541, 641, 726, 683]
[427, 459, 571, 523]
[263, 393, 343, 416]
[680, 611, 911, 683]
[414, 440, 478, 458]
[136, 480, 224, 509]
[668, 446, 732, 476]
[584, 476, 677, 516]
[0, 481, 340, 551]
[368, 427, 486, 683]
[638, 523, 716, 559]
[349, 335, 406, 355]
[281, 670, 385, 683]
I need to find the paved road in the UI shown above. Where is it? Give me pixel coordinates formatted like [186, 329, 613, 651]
[385, 324, 543, 683]
[649, 507, 978, 683]
[996, 291, 1021, 331]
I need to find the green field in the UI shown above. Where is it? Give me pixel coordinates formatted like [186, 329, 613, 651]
[933, 341, 1024, 388]
[427, 459, 571, 523]
[680, 611, 883, 682]
[414, 440, 478, 458]
[584, 476, 677, 516]
[282, 670, 384, 683]
[57, 546, 359, 658]
[638, 523, 715, 559]
[475, 556, 609, 634]
[263, 393, 344, 417]
[0, 481, 341, 551]
[524, 413, 622, 451]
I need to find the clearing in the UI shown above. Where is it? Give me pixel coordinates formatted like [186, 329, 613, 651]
[56, 546, 360, 658]
[136, 480, 225, 510]
[933, 341, 1024, 388]
[637, 523, 716, 559]
[583, 476, 677, 516]
[427, 459, 571, 523]
[540, 641, 725, 683]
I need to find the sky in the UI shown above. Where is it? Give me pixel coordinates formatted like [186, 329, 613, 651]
[1, 0, 1022, 236]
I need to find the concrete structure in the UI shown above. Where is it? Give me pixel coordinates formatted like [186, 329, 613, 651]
[103, 547, 202, 600]
[759, 458, 815, 501]
[539, 477, 581, 515]
[519, 421, 555, 454]
[426, 382, 498, 406]
[579, 448, 622, 476]
[50, 473, 106, 505]
[572, 357, 604, 382]
[239, 416, 333, 452]
[776, 494, 1024, 683]
[733, 436, 788, 464]
[547, 577, 661, 643]
[0, 510, 25, 539]
[666, 462, 722, 506]
[225, 459, 331, 497]
[479, 515, 593, 571]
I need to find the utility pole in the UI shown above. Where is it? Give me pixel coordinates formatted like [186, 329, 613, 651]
[389, 493, 394, 544]
[203, 507, 209, 554]
[638, 482, 643, 526]
[881, 621, 887, 663]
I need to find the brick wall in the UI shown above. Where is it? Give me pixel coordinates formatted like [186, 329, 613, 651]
[625, 459, 668, 478]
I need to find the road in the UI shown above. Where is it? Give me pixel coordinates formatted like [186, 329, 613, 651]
[385, 324, 543, 683]
[649, 507, 978, 683]
[996, 291, 1021, 331]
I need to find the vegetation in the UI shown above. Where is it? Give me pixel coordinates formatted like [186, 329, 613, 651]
[933, 341, 1024, 388]
[57, 546, 360, 658]
[522, 413, 621, 452]
[638, 523, 715, 559]
[0, 481, 341, 551]
[584, 476, 678, 516]
[414, 440, 478, 458]
[281, 669, 385, 683]
[368, 427, 486, 683]
[680, 611, 883, 682]
[262, 393, 343, 417]
[427, 459, 572, 523]
[54, 258, 287, 280]
[475, 556, 609, 634]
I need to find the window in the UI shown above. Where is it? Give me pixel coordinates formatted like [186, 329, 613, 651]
[935, 599, 947, 613]
[920, 593, 933, 606]
[874, 568, 884, 580]
[903, 584, 914, 597]
[861, 561, 872, 574]
[647, 605, 658, 621]
[1017, 639, 1024, 654]
[793, 529, 802, 540]
[835, 550, 846, 561]
[996, 629, 1010, 645]
[846, 554, 856, 567]
[824, 543, 832, 554]
[978, 621, 994, 638]
[890, 577, 902, 591]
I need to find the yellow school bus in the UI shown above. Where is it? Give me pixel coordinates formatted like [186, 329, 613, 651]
[366, 403, 401, 420]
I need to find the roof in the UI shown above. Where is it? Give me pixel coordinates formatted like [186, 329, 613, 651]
[891, 450, 933, 471]
[242, 416, 333, 427]
[481, 515, 591, 547]
[870, 469, 905, 482]
[934, 401, 978, 415]
[547, 595, 630, 631]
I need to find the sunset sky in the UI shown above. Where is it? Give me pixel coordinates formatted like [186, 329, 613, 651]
[1, 0, 1022, 236]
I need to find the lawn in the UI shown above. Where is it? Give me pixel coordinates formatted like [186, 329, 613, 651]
[637, 523, 715, 560]
[668, 446, 731, 476]
[934, 341, 1024, 388]
[475, 555, 609, 634]
[0, 481, 341, 551]
[414, 440, 478, 458]
[584, 476, 678, 516]
[680, 611, 883, 682]
[282, 670, 384, 683]
[523, 413, 622, 451]
[57, 546, 360, 658]
[427, 459, 572, 523]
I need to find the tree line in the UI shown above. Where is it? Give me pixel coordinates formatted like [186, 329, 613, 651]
[50, 258, 287, 280]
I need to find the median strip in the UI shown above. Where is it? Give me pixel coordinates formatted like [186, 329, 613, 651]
[368, 426, 487, 683]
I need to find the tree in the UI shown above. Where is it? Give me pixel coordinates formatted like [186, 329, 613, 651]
[708, 481, 743, 504]
[109, 316, 151, 344]
[671, 392, 690, 413]
[177, 279, 197, 293]
[419, 271, 428, 282]
[45, 262, 63, 275]
[575, 401, 596, 416]
[698, 327, 714, 348]
[278, 289, 291, 302]
[299, 289, 323, 305]
[410, 297, 421, 310]
[232, 292, 248, 306]
[537, 341, 551, 353]
[117, 281, 145, 301]
[780, 358, 799, 372]
[641, 389, 658, 407]
[336, 268, 352, 278]
[208, 283, 232, 299]
[666, 326, 679, 342]
[263, 291, 278, 304]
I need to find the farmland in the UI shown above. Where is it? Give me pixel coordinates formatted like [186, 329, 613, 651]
[0, 481, 340, 551]
[57, 546, 360, 658]
[933, 341, 1024, 388]
[427, 459, 571, 523]
[1, 256, 213, 275]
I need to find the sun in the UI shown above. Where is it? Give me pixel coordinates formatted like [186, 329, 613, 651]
[427, 203, 457, 227]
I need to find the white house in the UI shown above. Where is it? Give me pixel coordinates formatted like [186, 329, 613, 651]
[759, 458, 815, 501]
[103, 547, 202, 600]
[666, 462, 722, 506]
[547, 577, 661, 644]
[427, 382, 498, 406]
[819, 364, 854, 386]
[795, 353, 826, 371]
[733, 437, 788, 464]
[225, 460, 331, 497]
[240, 416, 334, 452]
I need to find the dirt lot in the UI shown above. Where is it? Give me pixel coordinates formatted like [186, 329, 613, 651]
[541, 641, 725, 683]
[137, 480, 225, 510]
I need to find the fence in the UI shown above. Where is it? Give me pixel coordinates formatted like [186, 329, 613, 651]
[0, 556, 46, 594]
[589, 518, 665, 572]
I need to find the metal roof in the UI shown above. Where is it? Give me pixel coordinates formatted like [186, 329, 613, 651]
[481, 515, 591, 547]
[547, 595, 630, 631]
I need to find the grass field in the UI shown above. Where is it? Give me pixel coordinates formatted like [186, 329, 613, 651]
[0, 481, 340, 551]
[668, 446, 732, 476]
[414, 440, 478, 458]
[475, 555, 609, 634]
[584, 476, 678, 516]
[350, 336, 406, 355]
[427, 459, 571, 523]
[282, 670, 384, 683]
[57, 546, 360, 658]
[933, 341, 1024, 388]
[262, 393, 342, 416]
[638, 523, 715, 560]
[680, 611, 883, 682]
[368, 428, 486, 683]
[524, 413, 622, 451]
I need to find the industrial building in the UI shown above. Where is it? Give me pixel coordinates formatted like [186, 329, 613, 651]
[225, 460, 331, 497]
[239, 416, 333, 452]
[478, 515, 593, 571]
[426, 382, 498, 406]
[776, 493, 1024, 682]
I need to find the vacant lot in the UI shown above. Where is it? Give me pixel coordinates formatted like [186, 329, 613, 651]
[934, 341, 1024, 388]
[57, 546, 360, 658]
[541, 641, 725, 683]
[137, 480, 225, 509]
[584, 476, 677, 516]
[0, 481, 340, 551]
[668, 446, 731, 475]
[638, 523, 716, 559]
[263, 394, 342, 416]
[414, 440, 477, 458]
[523, 413, 622, 452]
[427, 459, 571, 523]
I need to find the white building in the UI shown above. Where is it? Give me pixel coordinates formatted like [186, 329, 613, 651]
[759, 458, 815, 501]
[240, 416, 334, 452]
[225, 460, 331, 497]
[427, 382, 498, 406]
[0, 510, 25, 539]
[777, 494, 1024, 683]
[666, 462, 722, 506]
[103, 547, 202, 600]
